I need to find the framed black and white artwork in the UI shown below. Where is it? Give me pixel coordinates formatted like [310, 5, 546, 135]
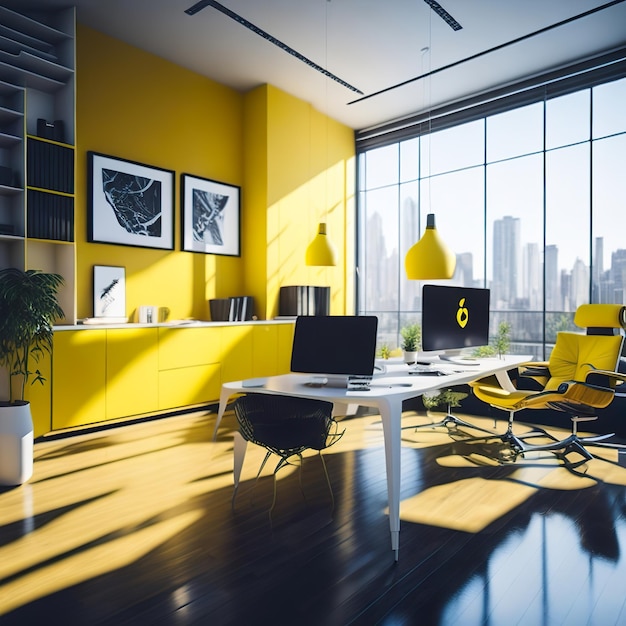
[93, 265, 126, 318]
[181, 173, 241, 256]
[88, 152, 175, 250]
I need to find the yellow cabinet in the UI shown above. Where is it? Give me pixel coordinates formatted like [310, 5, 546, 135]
[158, 327, 220, 369]
[52, 330, 106, 430]
[252, 324, 294, 376]
[43, 321, 295, 436]
[220, 325, 253, 383]
[157, 327, 221, 410]
[106, 328, 159, 419]
[226, 322, 294, 380]
[159, 364, 221, 411]
[277, 322, 295, 374]
[252, 324, 278, 376]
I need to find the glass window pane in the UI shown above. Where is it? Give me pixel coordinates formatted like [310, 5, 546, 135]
[546, 143, 590, 311]
[360, 186, 399, 312]
[399, 181, 420, 311]
[487, 102, 543, 162]
[546, 90, 590, 149]
[357, 75, 624, 357]
[421, 167, 485, 288]
[486, 154, 544, 311]
[593, 77, 626, 139]
[420, 120, 484, 177]
[364, 144, 398, 190]
[592, 133, 626, 304]
[374, 312, 402, 356]
[400, 137, 419, 183]
[492, 310, 546, 354]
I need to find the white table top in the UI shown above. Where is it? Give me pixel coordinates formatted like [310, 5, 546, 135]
[222, 354, 532, 407]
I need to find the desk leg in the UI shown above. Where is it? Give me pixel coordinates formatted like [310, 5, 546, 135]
[379, 397, 402, 561]
[495, 368, 517, 393]
[212, 386, 234, 441]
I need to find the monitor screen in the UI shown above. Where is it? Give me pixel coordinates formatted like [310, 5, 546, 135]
[421, 285, 490, 353]
[290, 315, 378, 377]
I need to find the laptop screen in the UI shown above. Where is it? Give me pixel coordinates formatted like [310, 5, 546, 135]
[290, 315, 379, 377]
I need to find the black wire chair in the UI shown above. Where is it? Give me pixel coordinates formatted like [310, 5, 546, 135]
[232, 393, 344, 515]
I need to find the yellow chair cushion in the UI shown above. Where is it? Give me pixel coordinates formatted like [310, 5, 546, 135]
[521, 382, 614, 410]
[470, 383, 535, 409]
[546, 333, 622, 390]
[574, 303, 626, 328]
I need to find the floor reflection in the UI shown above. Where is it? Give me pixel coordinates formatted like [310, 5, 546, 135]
[1, 409, 626, 624]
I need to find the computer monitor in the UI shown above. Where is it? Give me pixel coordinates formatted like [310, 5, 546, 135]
[421, 285, 490, 359]
[290, 315, 378, 385]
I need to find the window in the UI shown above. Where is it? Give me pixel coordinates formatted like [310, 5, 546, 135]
[357, 74, 626, 359]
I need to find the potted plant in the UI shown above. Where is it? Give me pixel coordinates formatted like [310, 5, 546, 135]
[422, 388, 468, 415]
[0, 268, 64, 485]
[378, 343, 391, 360]
[472, 321, 512, 359]
[400, 323, 421, 365]
[494, 321, 511, 358]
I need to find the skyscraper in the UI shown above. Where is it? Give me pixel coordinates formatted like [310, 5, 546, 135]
[545, 244, 559, 310]
[523, 242, 541, 309]
[492, 215, 520, 308]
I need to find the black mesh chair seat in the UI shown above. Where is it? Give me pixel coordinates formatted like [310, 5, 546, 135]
[232, 393, 344, 513]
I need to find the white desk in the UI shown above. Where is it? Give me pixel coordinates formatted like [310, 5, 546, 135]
[214, 355, 531, 560]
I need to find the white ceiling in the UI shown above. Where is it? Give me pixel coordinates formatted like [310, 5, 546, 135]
[8, 0, 626, 130]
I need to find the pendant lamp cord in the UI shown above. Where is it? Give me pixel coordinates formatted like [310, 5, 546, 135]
[425, 8, 432, 222]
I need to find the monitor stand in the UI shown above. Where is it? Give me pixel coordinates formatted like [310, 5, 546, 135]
[304, 374, 373, 389]
[438, 351, 480, 366]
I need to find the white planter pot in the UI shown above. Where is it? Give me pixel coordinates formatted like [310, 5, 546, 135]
[403, 351, 418, 365]
[0, 401, 34, 486]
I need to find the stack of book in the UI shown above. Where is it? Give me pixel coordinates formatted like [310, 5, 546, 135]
[209, 296, 254, 321]
[27, 137, 74, 194]
[27, 189, 74, 241]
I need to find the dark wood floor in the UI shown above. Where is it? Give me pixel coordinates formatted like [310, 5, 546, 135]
[1, 406, 626, 625]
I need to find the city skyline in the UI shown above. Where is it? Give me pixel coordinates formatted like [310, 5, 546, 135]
[365, 209, 625, 314]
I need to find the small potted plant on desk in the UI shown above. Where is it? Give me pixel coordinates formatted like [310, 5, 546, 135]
[0, 268, 64, 486]
[400, 323, 421, 365]
[378, 344, 391, 360]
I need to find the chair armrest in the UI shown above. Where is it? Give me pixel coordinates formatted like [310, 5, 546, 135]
[583, 368, 626, 388]
[522, 360, 548, 368]
[520, 367, 550, 378]
[584, 368, 626, 381]
[519, 362, 550, 378]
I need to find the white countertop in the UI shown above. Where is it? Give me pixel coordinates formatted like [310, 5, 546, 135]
[53, 318, 296, 331]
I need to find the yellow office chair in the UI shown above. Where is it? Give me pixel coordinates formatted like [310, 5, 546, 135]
[470, 304, 626, 467]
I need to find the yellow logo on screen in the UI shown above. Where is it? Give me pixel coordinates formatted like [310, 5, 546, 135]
[456, 298, 469, 329]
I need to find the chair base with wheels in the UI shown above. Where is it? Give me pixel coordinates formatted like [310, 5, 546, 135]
[490, 399, 625, 469]
[403, 389, 498, 437]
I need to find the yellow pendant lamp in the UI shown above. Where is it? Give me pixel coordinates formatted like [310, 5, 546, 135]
[405, 213, 456, 279]
[305, 222, 337, 266]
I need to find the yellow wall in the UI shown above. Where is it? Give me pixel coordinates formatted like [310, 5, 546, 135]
[243, 85, 356, 318]
[76, 25, 355, 321]
[76, 25, 244, 321]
